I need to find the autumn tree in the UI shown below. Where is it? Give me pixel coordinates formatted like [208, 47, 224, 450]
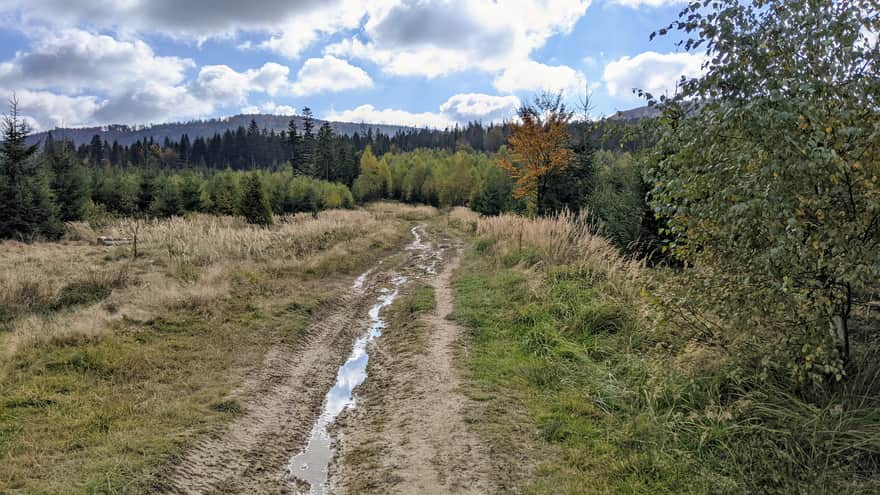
[352, 146, 391, 203]
[498, 93, 575, 216]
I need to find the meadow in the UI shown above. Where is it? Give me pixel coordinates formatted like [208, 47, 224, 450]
[0, 203, 433, 493]
[450, 208, 880, 494]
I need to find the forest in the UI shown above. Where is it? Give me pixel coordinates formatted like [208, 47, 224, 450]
[0, 0, 878, 493]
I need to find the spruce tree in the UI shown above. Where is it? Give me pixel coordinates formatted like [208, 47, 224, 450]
[0, 97, 62, 240]
[300, 107, 316, 176]
[48, 139, 90, 222]
[315, 123, 335, 181]
[240, 173, 273, 226]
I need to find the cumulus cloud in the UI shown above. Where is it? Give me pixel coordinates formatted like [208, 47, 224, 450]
[326, 0, 591, 77]
[439, 93, 521, 122]
[2, 0, 333, 39]
[493, 60, 587, 96]
[0, 89, 100, 131]
[606, 0, 686, 6]
[603, 51, 705, 99]
[241, 102, 297, 115]
[326, 104, 455, 129]
[326, 92, 520, 129]
[291, 55, 373, 96]
[90, 82, 214, 125]
[192, 63, 292, 104]
[0, 29, 193, 93]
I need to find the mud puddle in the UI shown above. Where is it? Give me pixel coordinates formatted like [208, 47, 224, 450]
[287, 225, 437, 494]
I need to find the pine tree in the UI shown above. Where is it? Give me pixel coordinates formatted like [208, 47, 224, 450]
[88, 134, 103, 166]
[300, 107, 316, 176]
[240, 173, 273, 226]
[0, 96, 62, 240]
[315, 123, 335, 181]
[286, 119, 301, 168]
[48, 138, 90, 221]
[137, 170, 157, 213]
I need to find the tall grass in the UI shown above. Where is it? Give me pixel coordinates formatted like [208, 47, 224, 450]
[107, 210, 382, 265]
[0, 207, 408, 355]
[454, 207, 880, 494]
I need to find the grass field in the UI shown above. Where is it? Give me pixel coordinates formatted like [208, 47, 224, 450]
[450, 208, 880, 495]
[0, 204, 433, 493]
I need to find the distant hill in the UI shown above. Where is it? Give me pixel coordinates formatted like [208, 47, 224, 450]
[607, 105, 661, 122]
[28, 114, 416, 147]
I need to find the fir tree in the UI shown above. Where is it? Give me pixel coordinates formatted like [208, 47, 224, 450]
[240, 173, 273, 226]
[48, 138, 90, 222]
[0, 96, 62, 240]
[300, 107, 316, 176]
[315, 122, 335, 181]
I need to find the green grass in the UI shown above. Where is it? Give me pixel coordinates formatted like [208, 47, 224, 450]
[408, 285, 436, 313]
[452, 249, 880, 494]
[0, 273, 328, 494]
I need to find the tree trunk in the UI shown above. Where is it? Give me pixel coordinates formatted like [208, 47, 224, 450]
[831, 282, 852, 363]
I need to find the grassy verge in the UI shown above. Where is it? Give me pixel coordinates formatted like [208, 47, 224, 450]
[0, 205, 433, 493]
[451, 209, 880, 495]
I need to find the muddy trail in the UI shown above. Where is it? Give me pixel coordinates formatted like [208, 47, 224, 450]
[161, 223, 491, 494]
[330, 248, 494, 495]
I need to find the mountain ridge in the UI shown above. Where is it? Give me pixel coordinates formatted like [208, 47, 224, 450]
[27, 114, 417, 147]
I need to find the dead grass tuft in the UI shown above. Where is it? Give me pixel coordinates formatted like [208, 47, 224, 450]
[449, 207, 480, 232]
[366, 201, 438, 220]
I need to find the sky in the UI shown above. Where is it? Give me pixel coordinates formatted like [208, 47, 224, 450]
[0, 0, 707, 131]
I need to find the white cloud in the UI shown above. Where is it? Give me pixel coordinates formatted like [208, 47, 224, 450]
[493, 60, 587, 96]
[0, 29, 193, 93]
[291, 55, 372, 96]
[606, 0, 686, 7]
[326, 0, 591, 78]
[192, 62, 292, 104]
[241, 102, 297, 115]
[603, 51, 705, 99]
[91, 82, 214, 125]
[1, 89, 100, 131]
[439, 93, 520, 122]
[326, 92, 521, 129]
[326, 104, 455, 129]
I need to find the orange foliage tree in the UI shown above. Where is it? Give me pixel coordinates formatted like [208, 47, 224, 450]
[498, 93, 575, 216]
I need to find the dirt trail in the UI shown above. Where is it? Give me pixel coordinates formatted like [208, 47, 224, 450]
[331, 247, 494, 494]
[161, 224, 492, 494]
[160, 283, 383, 494]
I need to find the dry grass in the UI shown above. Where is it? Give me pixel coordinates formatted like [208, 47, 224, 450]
[448, 207, 480, 232]
[106, 210, 383, 265]
[474, 210, 643, 285]
[366, 201, 438, 220]
[0, 208, 408, 356]
[0, 203, 437, 493]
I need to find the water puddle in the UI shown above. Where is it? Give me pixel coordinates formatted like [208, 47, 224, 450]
[287, 286, 400, 494]
[352, 269, 371, 290]
[288, 226, 436, 494]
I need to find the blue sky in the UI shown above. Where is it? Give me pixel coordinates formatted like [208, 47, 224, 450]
[0, 0, 705, 131]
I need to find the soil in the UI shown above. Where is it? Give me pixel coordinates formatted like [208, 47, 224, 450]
[330, 246, 495, 494]
[161, 224, 493, 494]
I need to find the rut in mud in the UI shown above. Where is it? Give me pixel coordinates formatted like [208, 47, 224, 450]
[331, 244, 494, 494]
[161, 224, 466, 494]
